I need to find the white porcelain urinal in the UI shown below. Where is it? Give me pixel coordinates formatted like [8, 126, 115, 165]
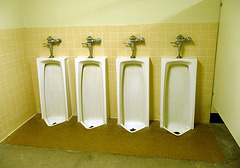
[116, 57, 149, 133]
[160, 57, 197, 136]
[37, 57, 72, 126]
[75, 57, 107, 129]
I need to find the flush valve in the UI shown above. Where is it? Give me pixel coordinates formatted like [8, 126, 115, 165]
[124, 35, 145, 58]
[82, 36, 102, 58]
[171, 34, 192, 59]
[43, 36, 62, 58]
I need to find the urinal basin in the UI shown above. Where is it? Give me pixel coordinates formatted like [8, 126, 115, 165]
[75, 57, 107, 129]
[116, 57, 149, 133]
[37, 57, 72, 126]
[160, 57, 197, 136]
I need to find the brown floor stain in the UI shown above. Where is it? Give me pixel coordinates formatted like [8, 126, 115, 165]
[3, 114, 226, 162]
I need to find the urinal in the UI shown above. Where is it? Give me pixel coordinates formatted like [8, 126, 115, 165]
[160, 57, 197, 136]
[116, 57, 149, 133]
[75, 57, 107, 129]
[37, 57, 72, 126]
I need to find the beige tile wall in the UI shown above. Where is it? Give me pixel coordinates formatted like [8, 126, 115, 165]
[26, 23, 218, 123]
[0, 28, 37, 141]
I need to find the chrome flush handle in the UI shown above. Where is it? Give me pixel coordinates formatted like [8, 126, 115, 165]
[82, 36, 102, 58]
[43, 36, 62, 58]
[124, 35, 145, 58]
[171, 34, 192, 59]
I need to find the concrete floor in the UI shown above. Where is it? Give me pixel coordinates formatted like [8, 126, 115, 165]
[0, 123, 239, 168]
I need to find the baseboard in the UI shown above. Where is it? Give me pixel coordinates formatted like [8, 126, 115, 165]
[0, 113, 37, 143]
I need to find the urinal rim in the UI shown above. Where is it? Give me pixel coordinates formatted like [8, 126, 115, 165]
[78, 62, 105, 121]
[160, 58, 197, 133]
[116, 57, 150, 131]
[75, 56, 107, 62]
[37, 56, 68, 61]
[75, 57, 108, 128]
[38, 59, 65, 120]
[37, 57, 72, 126]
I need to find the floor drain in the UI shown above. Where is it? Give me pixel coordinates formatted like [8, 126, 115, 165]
[89, 126, 94, 128]
[130, 128, 136, 132]
[174, 131, 180, 135]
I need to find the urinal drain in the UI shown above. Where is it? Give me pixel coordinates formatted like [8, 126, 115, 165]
[52, 122, 57, 125]
[174, 131, 180, 135]
[89, 126, 94, 128]
[130, 128, 136, 132]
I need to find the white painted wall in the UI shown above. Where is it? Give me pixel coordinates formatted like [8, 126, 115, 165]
[0, 0, 25, 29]
[212, 0, 240, 147]
[22, 0, 221, 27]
[0, 0, 221, 28]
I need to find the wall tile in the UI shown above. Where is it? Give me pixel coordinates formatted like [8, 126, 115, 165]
[25, 23, 218, 123]
[0, 28, 37, 141]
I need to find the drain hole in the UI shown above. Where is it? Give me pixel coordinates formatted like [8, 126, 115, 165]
[52, 122, 57, 125]
[130, 128, 136, 132]
[89, 126, 94, 128]
[174, 131, 180, 135]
